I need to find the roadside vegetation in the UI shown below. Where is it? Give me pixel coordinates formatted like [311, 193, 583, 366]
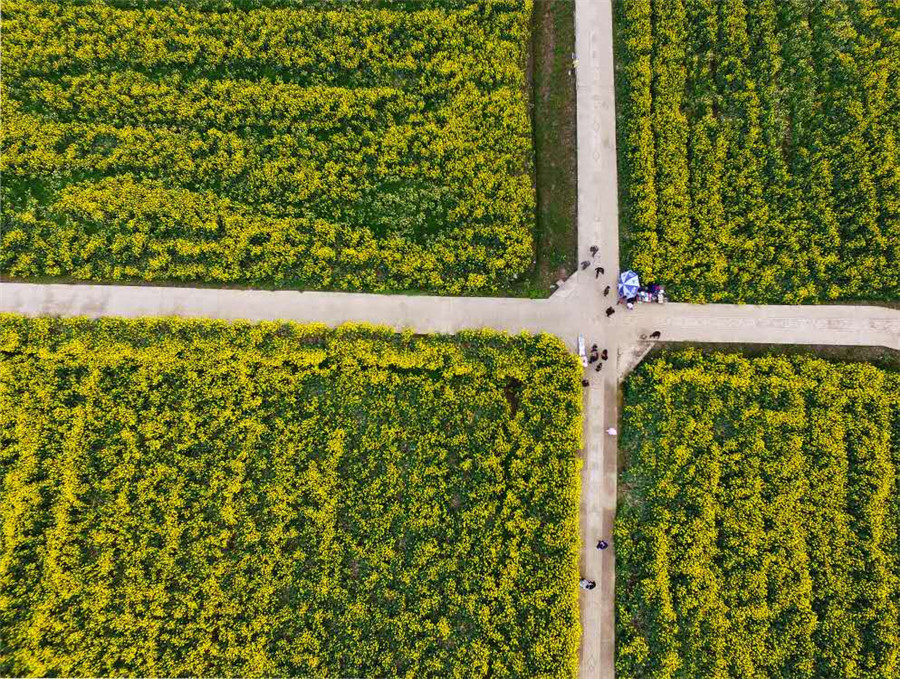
[524, 0, 578, 295]
[617, 349, 900, 678]
[0, 315, 583, 677]
[615, 0, 900, 303]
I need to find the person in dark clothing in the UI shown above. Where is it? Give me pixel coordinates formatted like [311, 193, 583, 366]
[580, 260, 590, 270]
[591, 344, 598, 352]
[600, 349, 608, 361]
[603, 285, 610, 296]
[594, 362, 602, 372]
[590, 245, 599, 256]
[588, 351, 598, 364]
[649, 330, 661, 339]
[594, 266, 604, 278]
[581, 379, 590, 387]
[580, 578, 597, 590]
[597, 539, 609, 550]
[605, 307, 615, 317]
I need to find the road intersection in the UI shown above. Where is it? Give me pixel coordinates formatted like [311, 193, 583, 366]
[1, 1, 898, 677]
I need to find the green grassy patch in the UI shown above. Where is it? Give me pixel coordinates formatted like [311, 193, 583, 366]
[520, 0, 578, 296]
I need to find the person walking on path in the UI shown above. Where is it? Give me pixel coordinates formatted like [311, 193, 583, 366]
[580, 578, 597, 590]
[581, 379, 590, 387]
[600, 349, 608, 361]
[588, 345, 599, 363]
[605, 307, 615, 317]
[590, 245, 598, 257]
[603, 285, 610, 296]
[594, 361, 602, 372]
[606, 427, 617, 435]
[594, 266, 604, 278]
[597, 539, 609, 550]
[650, 330, 661, 339]
[581, 260, 590, 270]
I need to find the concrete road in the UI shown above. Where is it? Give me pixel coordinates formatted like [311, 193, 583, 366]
[0, 282, 570, 336]
[4, 283, 895, 351]
[622, 302, 900, 351]
[571, 0, 621, 676]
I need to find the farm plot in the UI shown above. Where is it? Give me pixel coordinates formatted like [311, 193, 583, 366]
[0, 316, 582, 677]
[616, 0, 900, 303]
[617, 350, 900, 678]
[1, 0, 535, 294]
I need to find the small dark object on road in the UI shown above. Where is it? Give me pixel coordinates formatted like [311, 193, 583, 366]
[580, 260, 590, 270]
[650, 330, 661, 339]
[590, 245, 599, 256]
[605, 307, 615, 317]
[580, 578, 597, 590]
[597, 539, 609, 550]
[603, 285, 610, 296]
[581, 379, 590, 387]
[601, 349, 608, 361]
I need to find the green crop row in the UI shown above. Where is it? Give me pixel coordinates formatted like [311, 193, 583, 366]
[1, 0, 536, 293]
[616, 0, 900, 303]
[0, 315, 582, 677]
[617, 350, 900, 678]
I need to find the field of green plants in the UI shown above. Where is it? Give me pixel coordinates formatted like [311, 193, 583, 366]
[616, 0, 900, 303]
[1, 0, 535, 294]
[0, 315, 582, 677]
[617, 350, 900, 678]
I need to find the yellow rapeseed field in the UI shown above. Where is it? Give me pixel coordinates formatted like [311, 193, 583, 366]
[0, 315, 582, 677]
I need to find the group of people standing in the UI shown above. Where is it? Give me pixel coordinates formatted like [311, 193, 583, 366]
[589, 344, 607, 368]
[580, 344, 609, 387]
